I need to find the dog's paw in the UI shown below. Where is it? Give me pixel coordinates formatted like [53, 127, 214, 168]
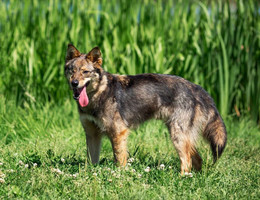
[184, 172, 193, 177]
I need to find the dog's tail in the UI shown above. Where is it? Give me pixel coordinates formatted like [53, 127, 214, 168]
[203, 114, 227, 162]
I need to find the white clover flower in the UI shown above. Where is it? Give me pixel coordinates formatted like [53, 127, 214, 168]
[131, 169, 136, 173]
[93, 172, 97, 176]
[0, 162, 3, 166]
[33, 163, 37, 168]
[51, 168, 63, 175]
[61, 158, 65, 163]
[184, 172, 193, 177]
[24, 164, 29, 168]
[144, 167, 150, 172]
[159, 164, 165, 170]
[0, 178, 5, 183]
[72, 173, 78, 178]
[108, 179, 112, 183]
[127, 163, 131, 167]
[128, 158, 134, 163]
[168, 166, 172, 169]
[106, 167, 111, 171]
[56, 169, 63, 175]
[7, 169, 14, 173]
[18, 160, 24, 165]
[111, 170, 115, 174]
[0, 173, 5, 178]
[142, 183, 150, 188]
[137, 173, 142, 178]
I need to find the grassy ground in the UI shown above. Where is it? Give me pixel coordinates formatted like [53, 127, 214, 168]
[0, 95, 259, 199]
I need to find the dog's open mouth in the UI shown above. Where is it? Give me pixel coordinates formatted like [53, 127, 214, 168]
[73, 82, 90, 107]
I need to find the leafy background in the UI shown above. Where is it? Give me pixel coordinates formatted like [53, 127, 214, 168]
[0, 0, 259, 123]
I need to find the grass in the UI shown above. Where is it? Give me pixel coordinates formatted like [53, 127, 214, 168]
[0, 96, 260, 199]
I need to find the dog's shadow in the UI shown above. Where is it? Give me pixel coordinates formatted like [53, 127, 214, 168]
[46, 148, 182, 171]
[24, 149, 206, 174]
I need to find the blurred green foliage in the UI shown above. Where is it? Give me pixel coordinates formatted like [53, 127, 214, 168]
[0, 0, 259, 122]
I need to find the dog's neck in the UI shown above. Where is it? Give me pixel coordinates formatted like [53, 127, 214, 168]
[91, 71, 110, 101]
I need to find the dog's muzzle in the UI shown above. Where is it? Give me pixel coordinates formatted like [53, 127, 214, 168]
[72, 81, 90, 100]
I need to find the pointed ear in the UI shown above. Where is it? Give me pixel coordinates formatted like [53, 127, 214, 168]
[66, 44, 81, 62]
[86, 47, 102, 65]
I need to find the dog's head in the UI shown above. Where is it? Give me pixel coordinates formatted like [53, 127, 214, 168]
[65, 44, 103, 107]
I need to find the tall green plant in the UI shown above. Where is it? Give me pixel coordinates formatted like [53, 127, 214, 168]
[0, 0, 259, 123]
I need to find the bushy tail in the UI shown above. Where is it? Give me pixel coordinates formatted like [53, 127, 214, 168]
[203, 115, 227, 162]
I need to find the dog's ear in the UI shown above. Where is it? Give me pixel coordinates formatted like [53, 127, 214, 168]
[66, 44, 81, 62]
[86, 47, 102, 65]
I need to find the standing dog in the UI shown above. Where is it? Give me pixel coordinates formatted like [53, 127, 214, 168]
[65, 44, 227, 175]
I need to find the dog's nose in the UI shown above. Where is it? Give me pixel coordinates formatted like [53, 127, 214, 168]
[71, 80, 79, 87]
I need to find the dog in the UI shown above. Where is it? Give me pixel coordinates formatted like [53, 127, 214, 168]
[64, 44, 227, 175]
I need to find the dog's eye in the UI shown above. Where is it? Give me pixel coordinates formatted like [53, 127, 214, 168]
[83, 70, 89, 74]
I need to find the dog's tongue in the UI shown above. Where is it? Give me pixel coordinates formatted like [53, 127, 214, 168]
[79, 86, 89, 107]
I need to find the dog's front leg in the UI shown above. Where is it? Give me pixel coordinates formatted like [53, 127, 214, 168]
[110, 129, 129, 166]
[80, 117, 102, 164]
[86, 133, 102, 164]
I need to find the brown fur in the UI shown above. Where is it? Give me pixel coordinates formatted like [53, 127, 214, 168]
[115, 75, 130, 86]
[111, 129, 129, 166]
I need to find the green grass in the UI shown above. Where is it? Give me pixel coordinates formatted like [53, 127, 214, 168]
[0, 96, 259, 199]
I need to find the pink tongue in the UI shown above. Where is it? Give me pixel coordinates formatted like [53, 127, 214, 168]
[79, 86, 89, 107]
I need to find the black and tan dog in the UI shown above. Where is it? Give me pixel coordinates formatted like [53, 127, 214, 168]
[65, 44, 227, 175]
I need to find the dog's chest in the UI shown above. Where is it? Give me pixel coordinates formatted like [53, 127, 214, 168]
[79, 112, 105, 131]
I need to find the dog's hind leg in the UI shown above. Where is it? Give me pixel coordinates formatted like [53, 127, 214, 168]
[168, 122, 201, 175]
[191, 149, 202, 171]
